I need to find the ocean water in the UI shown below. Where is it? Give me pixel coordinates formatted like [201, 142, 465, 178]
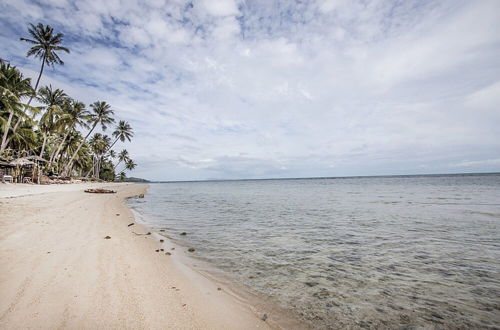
[127, 174, 500, 329]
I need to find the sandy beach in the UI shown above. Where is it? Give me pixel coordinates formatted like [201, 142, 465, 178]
[0, 183, 271, 329]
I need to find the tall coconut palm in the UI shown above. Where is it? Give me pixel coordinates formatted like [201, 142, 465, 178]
[48, 99, 89, 168]
[124, 159, 137, 172]
[0, 62, 36, 152]
[113, 149, 129, 170]
[62, 101, 114, 175]
[37, 85, 67, 157]
[20, 23, 70, 97]
[108, 120, 133, 151]
[11, 23, 70, 142]
[87, 133, 110, 178]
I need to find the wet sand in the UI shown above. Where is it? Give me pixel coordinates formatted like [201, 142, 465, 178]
[0, 183, 271, 329]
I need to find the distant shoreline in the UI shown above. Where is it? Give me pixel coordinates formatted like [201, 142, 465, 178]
[151, 171, 500, 184]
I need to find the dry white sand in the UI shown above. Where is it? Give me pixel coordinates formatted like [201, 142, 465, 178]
[0, 183, 272, 329]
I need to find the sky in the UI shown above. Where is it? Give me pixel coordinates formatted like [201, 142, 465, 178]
[0, 0, 499, 181]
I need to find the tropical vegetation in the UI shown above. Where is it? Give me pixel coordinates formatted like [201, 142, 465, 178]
[0, 23, 137, 181]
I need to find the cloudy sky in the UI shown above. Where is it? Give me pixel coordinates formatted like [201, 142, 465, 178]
[1, 0, 499, 180]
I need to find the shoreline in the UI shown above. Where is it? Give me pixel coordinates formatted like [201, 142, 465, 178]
[0, 183, 274, 329]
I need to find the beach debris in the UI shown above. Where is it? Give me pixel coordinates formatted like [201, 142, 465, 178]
[171, 286, 176, 289]
[138, 194, 144, 198]
[160, 248, 164, 251]
[217, 287, 222, 291]
[116, 213, 120, 216]
[133, 231, 151, 236]
[188, 248, 195, 252]
[182, 304, 186, 307]
[171, 248, 175, 250]
[104, 235, 111, 239]
[127, 223, 134, 227]
[165, 252, 171, 256]
[180, 232, 187, 236]
[155, 249, 160, 252]
[305, 281, 319, 287]
[160, 239, 164, 242]
[47, 251, 51, 254]
[85, 189, 116, 194]
[159, 229, 165, 232]
[261, 313, 268, 321]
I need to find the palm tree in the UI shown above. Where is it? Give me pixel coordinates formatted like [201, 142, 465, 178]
[37, 85, 67, 157]
[113, 149, 129, 170]
[11, 23, 70, 143]
[87, 133, 110, 178]
[118, 171, 126, 181]
[48, 99, 89, 168]
[20, 23, 70, 96]
[0, 62, 36, 152]
[124, 159, 137, 172]
[62, 101, 114, 175]
[108, 120, 133, 151]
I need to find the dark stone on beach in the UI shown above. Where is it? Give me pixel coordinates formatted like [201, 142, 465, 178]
[249, 276, 255, 279]
[399, 314, 410, 323]
[188, 248, 195, 252]
[180, 232, 187, 236]
[146, 232, 151, 235]
[160, 239, 164, 242]
[431, 312, 444, 319]
[127, 223, 134, 227]
[155, 249, 159, 252]
[160, 229, 165, 232]
[182, 304, 186, 307]
[305, 281, 319, 287]
[160, 248, 164, 251]
[217, 287, 222, 291]
[165, 252, 171, 255]
[104, 236, 111, 239]
[47, 251, 51, 254]
[171, 248, 175, 250]
[116, 213, 120, 216]
[261, 313, 268, 321]
[138, 194, 144, 198]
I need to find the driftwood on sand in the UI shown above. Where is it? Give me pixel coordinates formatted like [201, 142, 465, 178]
[84, 189, 116, 194]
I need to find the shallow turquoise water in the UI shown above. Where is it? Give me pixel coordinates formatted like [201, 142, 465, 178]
[128, 174, 500, 329]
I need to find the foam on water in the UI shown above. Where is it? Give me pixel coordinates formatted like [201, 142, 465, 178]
[127, 174, 500, 329]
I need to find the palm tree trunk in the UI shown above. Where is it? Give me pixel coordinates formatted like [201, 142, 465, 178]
[105, 137, 119, 154]
[62, 121, 97, 176]
[33, 57, 46, 93]
[0, 111, 14, 152]
[39, 132, 47, 157]
[49, 129, 70, 168]
[5, 56, 46, 147]
[113, 159, 123, 171]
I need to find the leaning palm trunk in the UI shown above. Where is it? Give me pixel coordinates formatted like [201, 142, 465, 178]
[5, 56, 46, 148]
[49, 129, 71, 169]
[62, 121, 97, 176]
[0, 111, 14, 152]
[113, 159, 123, 171]
[39, 132, 47, 157]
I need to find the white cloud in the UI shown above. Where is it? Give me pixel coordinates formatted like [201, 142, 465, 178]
[201, 0, 239, 16]
[1, 0, 499, 180]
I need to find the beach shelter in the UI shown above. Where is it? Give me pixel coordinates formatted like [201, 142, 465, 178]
[0, 159, 15, 183]
[26, 156, 48, 184]
[10, 157, 35, 183]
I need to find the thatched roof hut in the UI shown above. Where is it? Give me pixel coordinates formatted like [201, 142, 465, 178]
[26, 155, 48, 163]
[10, 158, 35, 166]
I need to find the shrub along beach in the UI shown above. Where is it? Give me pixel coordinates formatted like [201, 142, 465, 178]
[1, 23, 136, 184]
